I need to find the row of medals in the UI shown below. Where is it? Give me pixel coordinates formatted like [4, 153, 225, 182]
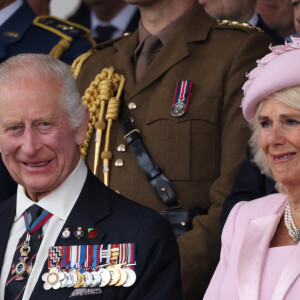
[43, 264, 136, 290]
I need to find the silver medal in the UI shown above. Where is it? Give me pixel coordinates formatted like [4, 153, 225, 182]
[60, 271, 70, 288]
[99, 268, 111, 287]
[170, 102, 186, 117]
[83, 271, 93, 287]
[123, 269, 136, 287]
[90, 271, 101, 287]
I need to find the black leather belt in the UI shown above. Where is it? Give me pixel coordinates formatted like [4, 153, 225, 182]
[120, 102, 180, 209]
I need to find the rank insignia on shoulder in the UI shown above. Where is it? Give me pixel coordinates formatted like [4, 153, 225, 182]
[33, 16, 92, 42]
[217, 19, 263, 32]
[44, 244, 137, 290]
[170, 80, 193, 117]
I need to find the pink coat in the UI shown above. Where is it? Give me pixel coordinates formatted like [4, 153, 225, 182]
[204, 193, 300, 300]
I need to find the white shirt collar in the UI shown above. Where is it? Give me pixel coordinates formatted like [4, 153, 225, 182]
[90, 4, 138, 37]
[248, 12, 259, 26]
[15, 157, 88, 222]
[0, 0, 23, 26]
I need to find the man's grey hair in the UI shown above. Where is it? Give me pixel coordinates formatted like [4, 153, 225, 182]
[0, 53, 86, 129]
[250, 85, 300, 194]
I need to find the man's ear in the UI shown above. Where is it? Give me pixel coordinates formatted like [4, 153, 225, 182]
[75, 107, 90, 146]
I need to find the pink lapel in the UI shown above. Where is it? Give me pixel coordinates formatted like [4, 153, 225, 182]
[237, 198, 287, 300]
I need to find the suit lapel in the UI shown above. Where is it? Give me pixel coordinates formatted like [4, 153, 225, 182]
[237, 199, 287, 300]
[0, 196, 16, 274]
[30, 171, 111, 299]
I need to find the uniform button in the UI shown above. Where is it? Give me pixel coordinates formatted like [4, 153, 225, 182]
[117, 144, 126, 152]
[115, 159, 124, 167]
[115, 190, 121, 194]
[128, 102, 137, 110]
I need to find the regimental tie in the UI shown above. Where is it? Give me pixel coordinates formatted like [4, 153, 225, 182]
[4, 205, 53, 300]
[95, 25, 117, 44]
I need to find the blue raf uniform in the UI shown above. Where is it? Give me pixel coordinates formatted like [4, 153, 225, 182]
[0, 1, 96, 202]
[0, 1, 95, 64]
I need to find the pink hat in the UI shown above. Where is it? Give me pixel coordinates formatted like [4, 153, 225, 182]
[242, 37, 300, 125]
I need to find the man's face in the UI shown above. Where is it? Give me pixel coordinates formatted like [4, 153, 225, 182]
[292, 0, 300, 35]
[0, 78, 86, 201]
[256, 0, 294, 36]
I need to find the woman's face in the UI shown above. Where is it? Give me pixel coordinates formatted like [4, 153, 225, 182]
[259, 98, 300, 189]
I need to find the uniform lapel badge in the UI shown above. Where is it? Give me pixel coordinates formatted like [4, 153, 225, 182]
[61, 227, 71, 239]
[74, 227, 84, 239]
[170, 80, 193, 117]
[88, 228, 97, 239]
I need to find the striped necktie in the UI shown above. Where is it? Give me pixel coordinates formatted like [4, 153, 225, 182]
[4, 205, 52, 300]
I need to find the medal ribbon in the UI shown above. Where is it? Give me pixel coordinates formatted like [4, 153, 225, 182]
[127, 243, 136, 271]
[79, 245, 86, 273]
[24, 209, 53, 234]
[172, 80, 193, 112]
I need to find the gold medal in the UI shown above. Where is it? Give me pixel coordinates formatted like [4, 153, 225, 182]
[107, 265, 121, 286]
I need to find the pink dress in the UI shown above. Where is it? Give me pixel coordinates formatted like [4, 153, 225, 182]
[260, 246, 296, 299]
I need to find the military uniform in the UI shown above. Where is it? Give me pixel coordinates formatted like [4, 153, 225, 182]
[0, 0, 96, 202]
[0, 1, 95, 64]
[76, 4, 271, 299]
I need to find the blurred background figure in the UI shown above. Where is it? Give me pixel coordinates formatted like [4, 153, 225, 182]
[26, 0, 50, 15]
[256, 0, 295, 41]
[68, 0, 140, 43]
[292, 0, 300, 35]
[199, 0, 296, 44]
[199, 0, 256, 23]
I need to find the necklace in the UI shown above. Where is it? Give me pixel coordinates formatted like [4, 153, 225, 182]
[284, 204, 300, 242]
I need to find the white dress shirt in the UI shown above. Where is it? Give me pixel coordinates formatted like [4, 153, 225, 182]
[0, 158, 87, 300]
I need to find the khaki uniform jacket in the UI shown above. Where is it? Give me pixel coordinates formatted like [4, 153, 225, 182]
[76, 4, 272, 299]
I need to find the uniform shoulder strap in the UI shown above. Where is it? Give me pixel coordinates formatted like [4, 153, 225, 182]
[33, 16, 96, 59]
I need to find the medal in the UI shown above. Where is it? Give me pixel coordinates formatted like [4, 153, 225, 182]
[74, 227, 84, 239]
[83, 271, 93, 287]
[74, 270, 85, 288]
[99, 267, 111, 287]
[60, 271, 71, 288]
[170, 80, 193, 117]
[108, 265, 121, 286]
[67, 270, 78, 287]
[115, 265, 128, 286]
[123, 268, 136, 287]
[61, 228, 71, 239]
[90, 270, 101, 287]
[42, 267, 64, 290]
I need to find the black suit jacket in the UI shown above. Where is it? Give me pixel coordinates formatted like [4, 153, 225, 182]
[0, 171, 182, 299]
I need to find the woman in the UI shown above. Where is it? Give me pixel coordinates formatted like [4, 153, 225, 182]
[204, 37, 300, 299]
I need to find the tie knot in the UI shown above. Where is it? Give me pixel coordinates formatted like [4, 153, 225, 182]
[29, 205, 42, 225]
[95, 25, 117, 43]
[142, 35, 161, 54]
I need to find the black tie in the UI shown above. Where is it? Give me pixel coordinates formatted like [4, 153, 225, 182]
[5, 205, 43, 300]
[95, 25, 117, 43]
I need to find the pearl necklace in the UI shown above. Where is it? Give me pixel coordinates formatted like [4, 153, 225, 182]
[284, 204, 300, 242]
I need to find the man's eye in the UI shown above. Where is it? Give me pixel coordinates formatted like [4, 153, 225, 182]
[292, 1, 300, 7]
[287, 119, 299, 126]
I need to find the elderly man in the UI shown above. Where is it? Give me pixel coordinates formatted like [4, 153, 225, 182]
[73, 0, 272, 298]
[0, 54, 182, 300]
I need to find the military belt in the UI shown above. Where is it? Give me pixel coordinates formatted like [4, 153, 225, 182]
[120, 102, 180, 209]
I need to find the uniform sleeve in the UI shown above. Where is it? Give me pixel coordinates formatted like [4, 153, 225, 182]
[127, 214, 183, 300]
[178, 32, 272, 299]
[204, 201, 245, 299]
